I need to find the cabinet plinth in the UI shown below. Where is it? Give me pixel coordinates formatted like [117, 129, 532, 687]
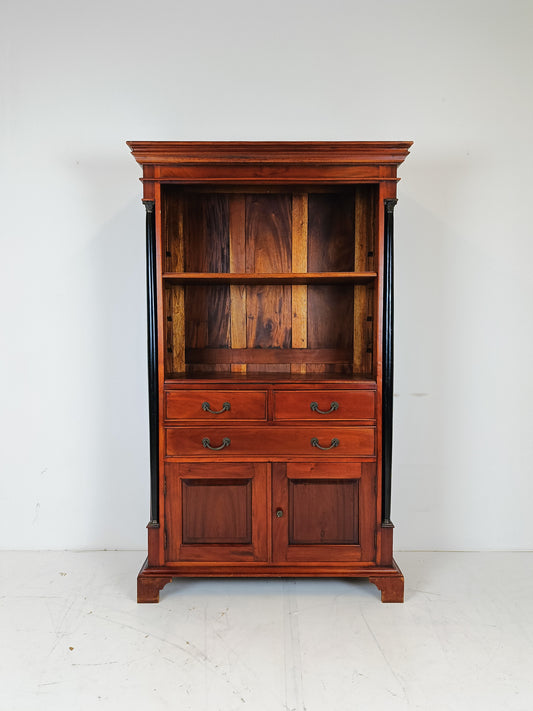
[128, 141, 412, 603]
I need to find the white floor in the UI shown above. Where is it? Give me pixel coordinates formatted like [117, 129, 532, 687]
[1, 552, 532, 711]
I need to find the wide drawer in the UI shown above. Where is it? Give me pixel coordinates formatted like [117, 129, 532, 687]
[273, 390, 375, 421]
[165, 426, 375, 457]
[165, 390, 267, 421]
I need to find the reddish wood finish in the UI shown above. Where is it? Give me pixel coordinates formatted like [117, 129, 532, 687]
[272, 462, 376, 563]
[164, 462, 268, 562]
[369, 560, 404, 602]
[165, 426, 375, 458]
[165, 390, 267, 421]
[130, 141, 412, 603]
[273, 389, 375, 421]
[137, 558, 172, 603]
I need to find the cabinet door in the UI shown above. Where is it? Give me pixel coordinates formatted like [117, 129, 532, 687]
[164, 462, 268, 562]
[272, 462, 376, 563]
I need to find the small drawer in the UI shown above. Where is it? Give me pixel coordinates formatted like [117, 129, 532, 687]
[166, 426, 375, 457]
[165, 390, 267, 422]
[273, 390, 375, 421]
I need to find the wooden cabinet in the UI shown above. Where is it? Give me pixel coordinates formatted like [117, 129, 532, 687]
[128, 141, 412, 603]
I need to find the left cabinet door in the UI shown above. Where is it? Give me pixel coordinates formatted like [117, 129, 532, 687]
[164, 462, 268, 563]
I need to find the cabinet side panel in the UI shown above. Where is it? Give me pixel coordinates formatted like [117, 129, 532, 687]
[162, 187, 184, 272]
[353, 284, 374, 377]
[354, 185, 377, 272]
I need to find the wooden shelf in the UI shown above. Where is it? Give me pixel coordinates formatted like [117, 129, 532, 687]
[165, 371, 377, 385]
[163, 271, 377, 285]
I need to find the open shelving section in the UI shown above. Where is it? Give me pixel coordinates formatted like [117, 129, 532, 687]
[162, 185, 379, 378]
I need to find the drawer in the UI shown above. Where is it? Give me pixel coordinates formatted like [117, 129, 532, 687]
[273, 390, 375, 421]
[166, 426, 375, 457]
[165, 390, 267, 422]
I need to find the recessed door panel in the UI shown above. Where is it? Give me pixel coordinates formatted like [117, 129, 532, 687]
[289, 479, 359, 545]
[272, 462, 376, 563]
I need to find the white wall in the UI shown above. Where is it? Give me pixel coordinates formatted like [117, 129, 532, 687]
[1, 0, 532, 550]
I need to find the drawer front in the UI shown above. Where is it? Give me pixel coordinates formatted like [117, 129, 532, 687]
[166, 427, 375, 457]
[273, 390, 375, 421]
[165, 390, 267, 422]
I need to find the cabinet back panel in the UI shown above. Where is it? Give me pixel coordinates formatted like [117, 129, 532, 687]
[184, 285, 231, 374]
[184, 194, 230, 272]
[245, 194, 292, 273]
[308, 192, 355, 271]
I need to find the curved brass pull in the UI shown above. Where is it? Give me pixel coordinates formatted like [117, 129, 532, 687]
[202, 401, 231, 415]
[310, 401, 339, 415]
[202, 437, 231, 451]
[311, 437, 339, 450]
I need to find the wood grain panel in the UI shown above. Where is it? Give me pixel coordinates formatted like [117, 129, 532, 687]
[353, 284, 374, 376]
[162, 187, 184, 272]
[292, 193, 308, 374]
[165, 426, 375, 457]
[229, 195, 247, 373]
[244, 194, 292, 372]
[165, 286, 185, 374]
[184, 194, 229, 272]
[182, 479, 252, 544]
[245, 285, 292, 349]
[308, 192, 355, 272]
[354, 185, 377, 272]
[245, 194, 292, 273]
[185, 285, 230, 374]
[307, 285, 354, 374]
[165, 390, 267, 421]
[185, 348, 351, 364]
[273, 389, 375, 420]
[289, 479, 358, 544]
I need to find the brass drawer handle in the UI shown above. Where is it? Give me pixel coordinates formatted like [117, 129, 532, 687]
[202, 401, 231, 415]
[310, 401, 339, 415]
[311, 437, 339, 450]
[202, 437, 231, 451]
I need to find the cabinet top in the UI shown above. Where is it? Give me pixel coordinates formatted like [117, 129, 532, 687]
[126, 141, 413, 167]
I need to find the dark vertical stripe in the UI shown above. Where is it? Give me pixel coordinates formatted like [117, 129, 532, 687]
[144, 199, 159, 525]
[382, 198, 397, 525]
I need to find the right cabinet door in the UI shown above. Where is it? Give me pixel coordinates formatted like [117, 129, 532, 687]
[272, 462, 376, 563]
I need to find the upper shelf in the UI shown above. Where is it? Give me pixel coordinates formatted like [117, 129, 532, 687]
[162, 272, 378, 285]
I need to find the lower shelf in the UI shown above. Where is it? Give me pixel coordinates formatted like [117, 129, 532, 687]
[136, 557, 404, 604]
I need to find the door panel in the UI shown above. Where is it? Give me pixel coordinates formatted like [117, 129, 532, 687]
[165, 462, 268, 562]
[272, 462, 376, 563]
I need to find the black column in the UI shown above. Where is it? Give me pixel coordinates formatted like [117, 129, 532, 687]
[382, 198, 397, 526]
[144, 199, 159, 525]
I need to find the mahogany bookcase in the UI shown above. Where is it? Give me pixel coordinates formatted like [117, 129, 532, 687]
[127, 141, 412, 603]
